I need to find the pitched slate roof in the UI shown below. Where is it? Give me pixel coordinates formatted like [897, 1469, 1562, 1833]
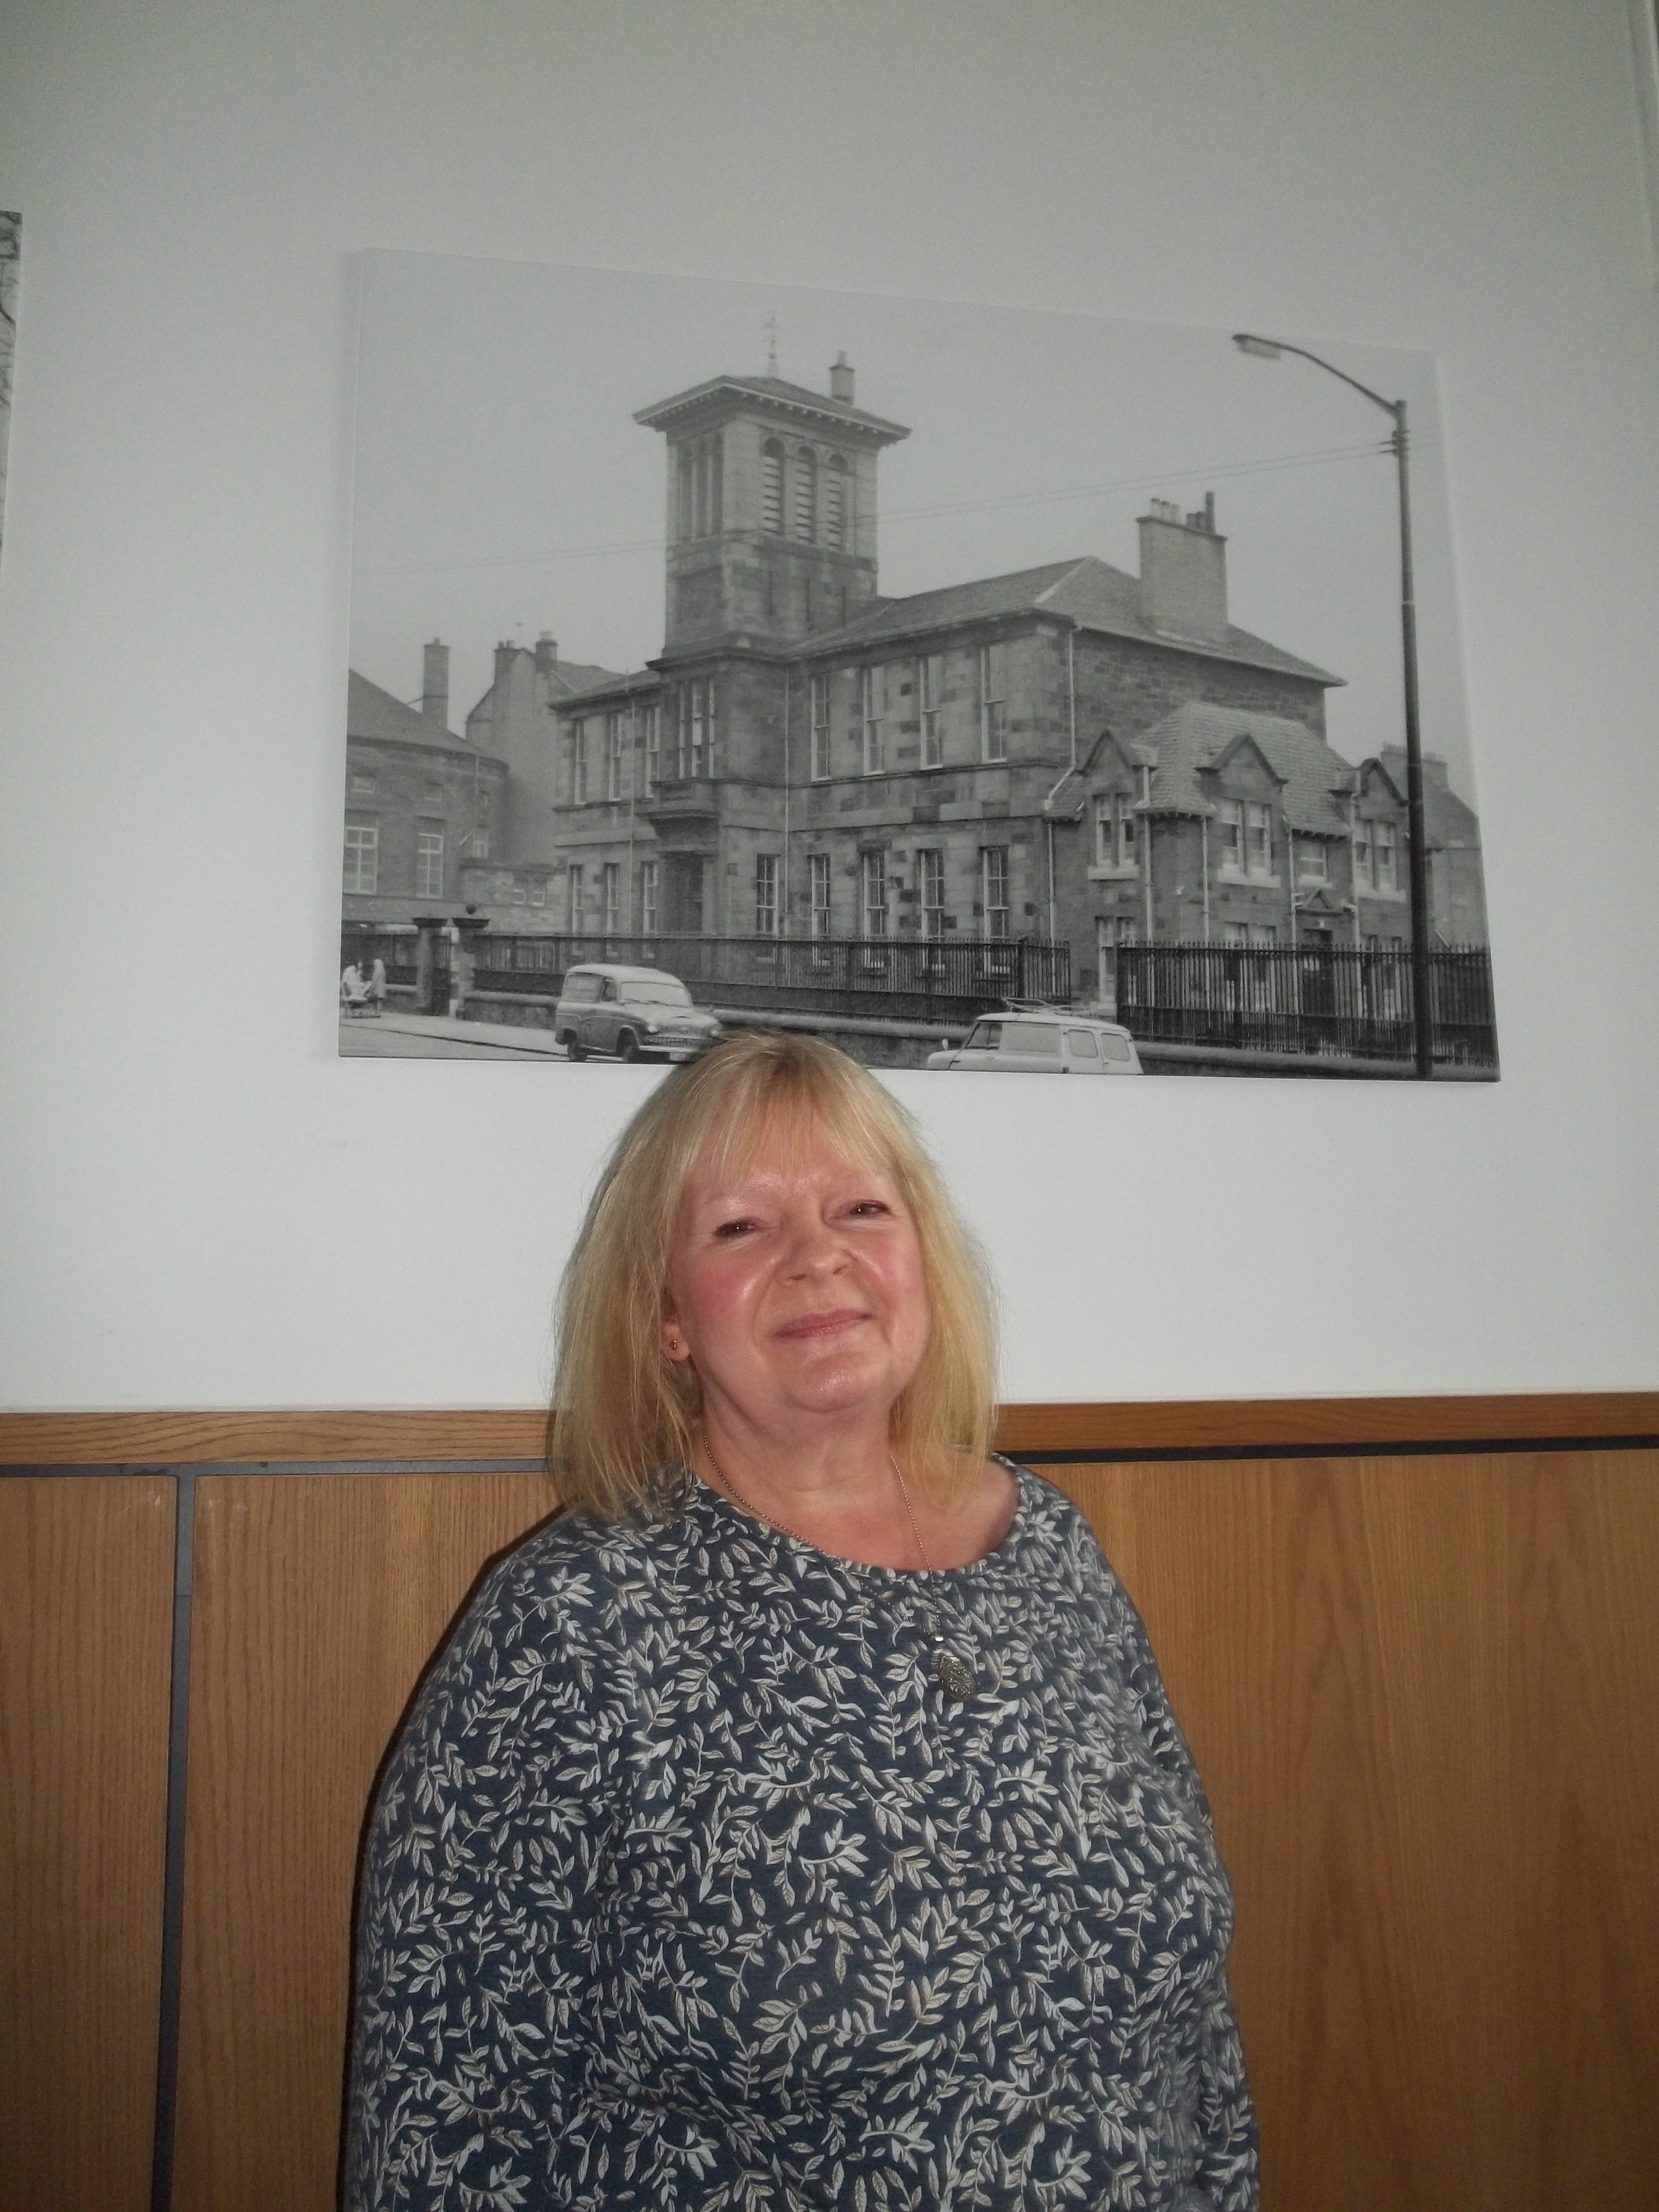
[798, 554, 1338, 685]
[346, 669, 474, 753]
[1133, 700, 1360, 836]
[536, 654, 629, 700]
[553, 666, 670, 709]
[464, 648, 631, 726]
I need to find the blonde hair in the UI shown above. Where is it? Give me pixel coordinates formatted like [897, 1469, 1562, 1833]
[548, 1032, 997, 1517]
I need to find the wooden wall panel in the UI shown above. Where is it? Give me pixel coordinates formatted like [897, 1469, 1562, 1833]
[1053, 1458, 1517, 2211]
[5, 1413, 1651, 2212]
[1509, 1451, 1659, 2204]
[0, 1476, 175, 2212]
[172, 1473, 559, 2212]
[1052, 1453, 1659, 2212]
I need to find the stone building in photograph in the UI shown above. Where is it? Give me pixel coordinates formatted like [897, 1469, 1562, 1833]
[346, 354, 1485, 997]
[340, 650, 509, 928]
[341, 641, 617, 926]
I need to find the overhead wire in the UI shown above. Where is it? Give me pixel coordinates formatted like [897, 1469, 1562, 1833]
[356, 432, 1439, 580]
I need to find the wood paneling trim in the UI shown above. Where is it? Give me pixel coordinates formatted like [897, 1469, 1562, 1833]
[2, 1390, 1656, 1467]
[0, 1476, 175, 2212]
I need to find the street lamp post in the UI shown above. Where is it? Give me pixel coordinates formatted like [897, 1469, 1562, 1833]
[1233, 332, 1434, 1079]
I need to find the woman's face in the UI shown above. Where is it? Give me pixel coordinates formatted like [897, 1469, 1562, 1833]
[663, 1116, 931, 1445]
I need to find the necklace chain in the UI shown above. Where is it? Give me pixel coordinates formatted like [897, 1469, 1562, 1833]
[698, 1443, 980, 1701]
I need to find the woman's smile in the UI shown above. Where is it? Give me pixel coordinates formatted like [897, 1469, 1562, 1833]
[773, 1305, 867, 1339]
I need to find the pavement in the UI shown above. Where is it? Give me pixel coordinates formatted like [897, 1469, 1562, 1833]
[339, 998, 966, 1062]
[338, 1009, 570, 1059]
[341, 1001, 1492, 1079]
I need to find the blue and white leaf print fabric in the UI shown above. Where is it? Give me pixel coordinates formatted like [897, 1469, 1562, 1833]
[346, 1465, 1258, 2209]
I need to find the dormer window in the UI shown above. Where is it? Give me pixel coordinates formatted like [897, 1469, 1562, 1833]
[1095, 795, 1136, 871]
[1354, 817, 1401, 892]
[1218, 799, 1276, 880]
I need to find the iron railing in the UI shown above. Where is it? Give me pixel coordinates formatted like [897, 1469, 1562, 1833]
[1112, 941, 1497, 1067]
[341, 924, 1070, 1028]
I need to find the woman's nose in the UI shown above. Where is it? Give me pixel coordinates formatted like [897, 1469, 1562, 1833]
[781, 1215, 845, 1276]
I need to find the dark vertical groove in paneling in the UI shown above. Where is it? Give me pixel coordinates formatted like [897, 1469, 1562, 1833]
[150, 1471, 193, 2212]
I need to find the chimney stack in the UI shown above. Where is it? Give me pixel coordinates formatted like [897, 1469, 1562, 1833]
[1137, 493, 1228, 645]
[421, 639, 450, 729]
[828, 351, 854, 404]
[534, 632, 559, 682]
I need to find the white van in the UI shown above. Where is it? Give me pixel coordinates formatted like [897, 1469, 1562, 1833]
[926, 1009, 1142, 1074]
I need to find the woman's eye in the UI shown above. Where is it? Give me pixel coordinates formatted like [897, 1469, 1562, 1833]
[846, 1199, 890, 1218]
[712, 1217, 757, 1239]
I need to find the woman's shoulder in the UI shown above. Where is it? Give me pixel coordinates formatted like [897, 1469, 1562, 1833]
[404, 1500, 696, 1748]
[996, 1456, 1097, 1541]
[472, 1494, 695, 1629]
[996, 1457, 1134, 1591]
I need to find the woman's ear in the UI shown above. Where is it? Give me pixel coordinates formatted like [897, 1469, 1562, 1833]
[661, 1306, 690, 1362]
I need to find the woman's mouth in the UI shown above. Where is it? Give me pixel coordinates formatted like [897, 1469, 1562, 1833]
[773, 1308, 868, 1341]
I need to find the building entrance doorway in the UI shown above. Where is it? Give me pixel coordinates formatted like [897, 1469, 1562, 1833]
[663, 855, 708, 935]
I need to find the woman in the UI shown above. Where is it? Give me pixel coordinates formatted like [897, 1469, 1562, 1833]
[346, 1033, 1257, 2210]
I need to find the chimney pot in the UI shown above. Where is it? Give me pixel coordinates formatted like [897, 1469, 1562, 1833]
[828, 351, 855, 403]
[421, 639, 450, 730]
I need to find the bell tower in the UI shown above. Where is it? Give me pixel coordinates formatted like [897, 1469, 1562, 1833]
[634, 356, 909, 656]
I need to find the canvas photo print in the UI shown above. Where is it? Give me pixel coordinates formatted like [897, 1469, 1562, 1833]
[0, 212, 19, 572]
[340, 253, 1494, 1079]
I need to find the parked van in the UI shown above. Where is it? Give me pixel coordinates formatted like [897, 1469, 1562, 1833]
[553, 965, 722, 1063]
[925, 1009, 1142, 1074]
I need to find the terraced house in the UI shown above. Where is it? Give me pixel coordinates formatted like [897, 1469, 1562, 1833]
[443, 356, 1481, 1003]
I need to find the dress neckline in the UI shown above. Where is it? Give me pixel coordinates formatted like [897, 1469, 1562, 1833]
[689, 1457, 1031, 1585]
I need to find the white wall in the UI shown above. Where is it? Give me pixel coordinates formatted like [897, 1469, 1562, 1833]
[2, 0, 1655, 1412]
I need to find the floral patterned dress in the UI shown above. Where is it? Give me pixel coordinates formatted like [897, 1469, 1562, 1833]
[345, 1465, 1258, 2210]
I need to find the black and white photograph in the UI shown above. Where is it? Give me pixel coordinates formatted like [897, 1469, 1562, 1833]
[340, 251, 1496, 1079]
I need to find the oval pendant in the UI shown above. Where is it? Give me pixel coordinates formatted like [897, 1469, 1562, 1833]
[933, 1647, 979, 1701]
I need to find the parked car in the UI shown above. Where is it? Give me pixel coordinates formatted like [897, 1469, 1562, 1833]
[925, 1008, 1143, 1074]
[554, 965, 722, 1063]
